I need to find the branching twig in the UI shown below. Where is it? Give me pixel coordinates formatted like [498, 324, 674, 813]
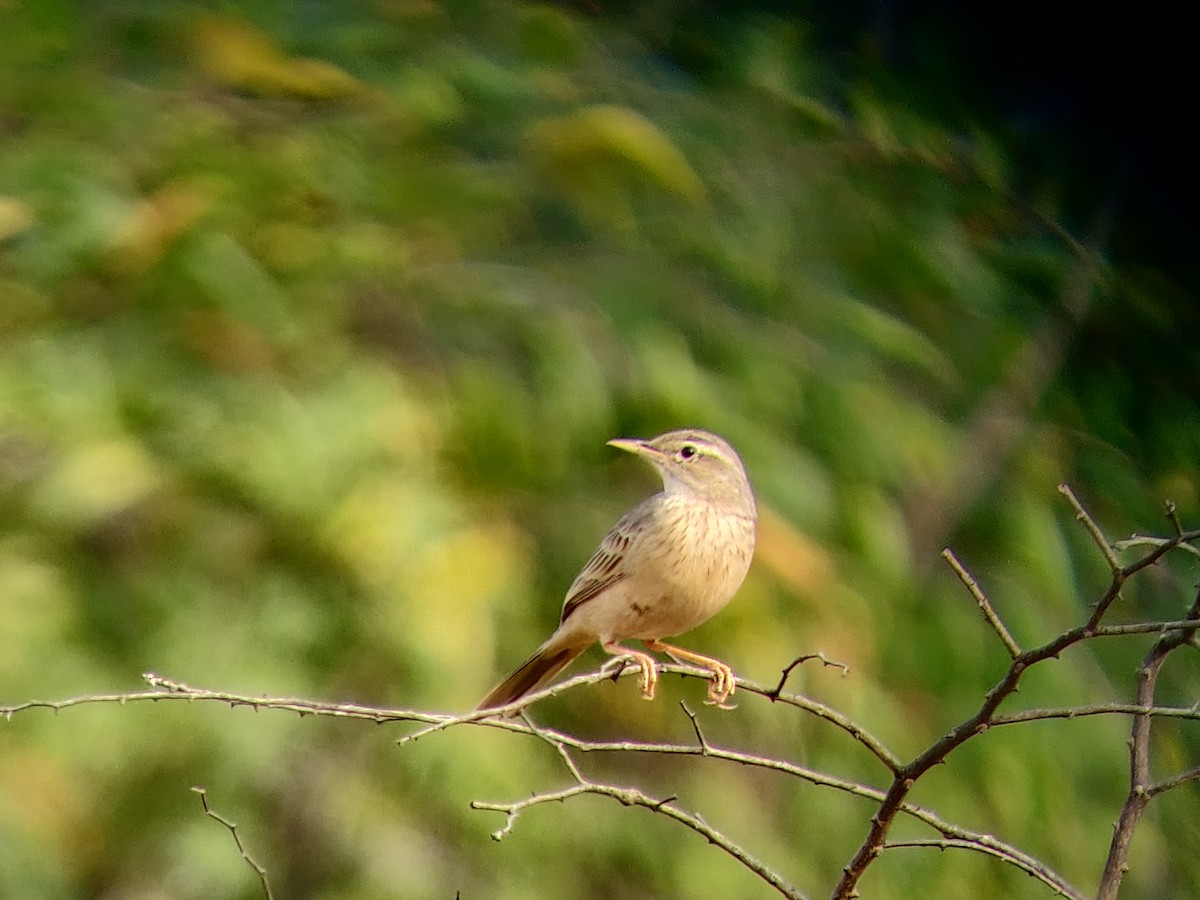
[680, 701, 711, 754]
[2, 665, 1083, 896]
[5, 502, 1196, 900]
[191, 786, 274, 900]
[1097, 586, 1200, 900]
[472, 718, 811, 900]
[832, 491, 1200, 900]
[1114, 536, 1200, 559]
[767, 652, 850, 700]
[470, 716, 1083, 898]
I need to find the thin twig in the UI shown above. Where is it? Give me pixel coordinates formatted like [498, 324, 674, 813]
[0, 667, 1086, 895]
[1097, 587, 1200, 900]
[832, 498, 1197, 900]
[942, 549, 1022, 657]
[1059, 484, 1121, 574]
[475, 717, 1082, 898]
[680, 701, 711, 754]
[1147, 764, 1200, 798]
[883, 840, 1079, 899]
[1164, 499, 1184, 537]
[472, 785, 588, 840]
[191, 787, 274, 900]
[767, 653, 850, 700]
[473, 717, 810, 900]
[1093, 619, 1200, 637]
[1112, 535, 1200, 559]
[3, 534, 1194, 900]
[395, 667, 645, 745]
[0, 664, 902, 772]
[991, 703, 1200, 727]
[475, 780, 810, 899]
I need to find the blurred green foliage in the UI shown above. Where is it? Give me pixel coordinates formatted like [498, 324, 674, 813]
[1, 2, 1197, 899]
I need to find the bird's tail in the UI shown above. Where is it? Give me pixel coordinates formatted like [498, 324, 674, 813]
[476, 637, 587, 714]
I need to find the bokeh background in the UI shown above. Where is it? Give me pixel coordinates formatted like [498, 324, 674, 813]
[2, 2, 1197, 898]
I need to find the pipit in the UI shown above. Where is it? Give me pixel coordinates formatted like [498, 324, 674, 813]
[477, 428, 757, 713]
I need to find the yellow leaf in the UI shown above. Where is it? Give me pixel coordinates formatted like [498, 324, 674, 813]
[107, 180, 214, 274]
[526, 104, 706, 231]
[37, 441, 162, 525]
[0, 196, 35, 241]
[190, 14, 361, 99]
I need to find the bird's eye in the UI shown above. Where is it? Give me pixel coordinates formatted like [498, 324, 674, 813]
[678, 444, 699, 461]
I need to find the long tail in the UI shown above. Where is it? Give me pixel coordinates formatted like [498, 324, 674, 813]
[477, 637, 587, 713]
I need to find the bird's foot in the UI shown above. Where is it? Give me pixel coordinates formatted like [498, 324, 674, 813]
[602, 642, 660, 701]
[645, 640, 737, 710]
[702, 659, 737, 708]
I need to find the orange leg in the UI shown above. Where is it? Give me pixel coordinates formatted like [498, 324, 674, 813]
[602, 642, 660, 700]
[645, 640, 736, 708]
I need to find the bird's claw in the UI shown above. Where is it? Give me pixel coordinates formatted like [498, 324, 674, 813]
[702, 662, 736, 708]
[637, 656, 659, 700]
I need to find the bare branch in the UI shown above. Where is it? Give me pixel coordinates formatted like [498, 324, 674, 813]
[1059, 484, 1121, 573]
[477, 779, 811, 899]
[767, 653, 850, 701]
[473, 719, 811, 900]
[471, 785, 588, 840]
[1148, 764, 1200, 798]
[680, 701, 711, 754]
[1115, 529, 1200, 579]
[475, 716, 1082, 897]
[1164, 499, 1184, 537]
[833, 509, 1200, 900]
[191, 786, 274, 900]
[0, 663, 901, 773]
[884, 840, 1082, 899]
[1093, 619, 1200, 637]
[1, 665, 1087, 896]
[942, 548, 1022, 657]
[1098, 587, 1200, 899]
[991, 704, 1200, 727]
[5, 518, 1196, 900]
[395, 668, 645, 745]
[1113, 536, 1200, 560]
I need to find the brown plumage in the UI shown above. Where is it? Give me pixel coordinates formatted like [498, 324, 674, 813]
[477, 428, 757, 714]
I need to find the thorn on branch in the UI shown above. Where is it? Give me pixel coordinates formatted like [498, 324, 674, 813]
[652, 794, 678, 811]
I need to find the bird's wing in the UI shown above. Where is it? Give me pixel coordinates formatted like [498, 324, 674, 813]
[560, 506, 648, 624]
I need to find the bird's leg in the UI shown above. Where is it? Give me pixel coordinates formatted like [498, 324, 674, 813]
[601, 642, 660, 700]
[645, 640, 736, 708]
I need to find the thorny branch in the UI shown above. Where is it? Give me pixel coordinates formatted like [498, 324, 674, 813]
[468, 708, 1084, 899]
[1097, 584, 1200, 900]
[2, 490, 1197, 900]
[832, 490, 1200, 900]
[470, 716, 812, 900]
[191, 786, 274, 900]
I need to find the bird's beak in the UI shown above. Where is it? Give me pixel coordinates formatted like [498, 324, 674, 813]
[607, 437, 659, 460]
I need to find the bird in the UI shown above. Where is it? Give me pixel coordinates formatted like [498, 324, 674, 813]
[476, 428, 757, 714]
